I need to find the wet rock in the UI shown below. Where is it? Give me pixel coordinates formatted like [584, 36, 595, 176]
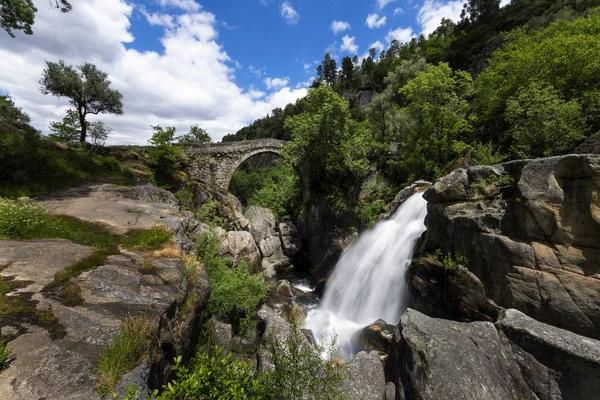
[343, 351, 386, 400]
[352, 319, 395, 355]
[383, 181, 431, 219]
[276, 280, 294, 298]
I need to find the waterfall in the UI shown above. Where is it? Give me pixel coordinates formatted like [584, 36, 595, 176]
[304, 192, 428, 358]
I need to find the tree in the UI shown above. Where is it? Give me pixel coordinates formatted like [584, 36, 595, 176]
[506, 82, 585, 158]
[48, 109, 80, 142]
[147, 125, 186, 190]
[461, 0, 501, 24]
[340, 56, 354, 89]
[176, 125, 211, 145]
[40, 60, 123, 143]
[0, 93, 30, 124]
[89, 121, 112, 147]
[283, 86, 371, 193]
[1, 0, 71, 37]
[317, 53, 338, 86]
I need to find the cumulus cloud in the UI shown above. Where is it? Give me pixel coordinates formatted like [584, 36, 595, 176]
[280, 2, 300, 25]
[369, 40, 385, 54]
[376, 0, 396, 10]
[393, 7, 404, 16]
[366, 13, 386, 29]
[331, 20, 351, 34]
[264, 77, 290, 90]
[417, 0, 463, 35]
[340, 35, 358, 54]
[386, 27, 415, 43]
[0, 0, 307, 144]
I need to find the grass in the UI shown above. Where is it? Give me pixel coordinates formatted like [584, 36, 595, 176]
[0, 340, 10, 370]
[138, 258, 158, 275]
[179, 254, 204, 314]
[97, 316, 154, 396]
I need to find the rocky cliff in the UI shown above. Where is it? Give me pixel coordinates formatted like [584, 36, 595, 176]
[409, 154, 600, 340]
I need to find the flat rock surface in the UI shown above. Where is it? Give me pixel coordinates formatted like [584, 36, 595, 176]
[40, 183, 180, 234]
[0, 239, 94, 292]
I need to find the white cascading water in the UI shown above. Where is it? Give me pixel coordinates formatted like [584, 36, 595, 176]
[304, 192, 428, 358]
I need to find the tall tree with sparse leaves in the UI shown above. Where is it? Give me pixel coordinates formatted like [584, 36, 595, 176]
[40, 60, 123, 143]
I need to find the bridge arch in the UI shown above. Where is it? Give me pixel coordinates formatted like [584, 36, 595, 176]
[185, 139, 289, 191]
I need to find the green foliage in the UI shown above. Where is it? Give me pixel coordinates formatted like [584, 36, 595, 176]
[434, 249, 466, 271]
[196, 232, 269, 322]
[471, 141, 506, 165]
[0, 93, 30, 123]
[122, 225, 173, 251]
[262, 326, 346, 400]
[283, 86, 371, 195]
[506, 82, 586, 158]
[360, 200, 385, 228]
[97, 316, 153, 396]
[147, 125, 187, 191]
[194, 200, 224, 228]
[40, 60, 123, 143]
[152, 353, 263, 400]
[0, 340, 10, 370]
[230, 163, 302, 223]
[0, 0, 36, 37]
[89, 121, 112, 147]
[0, 198, 49, 238]
[48, 109, 81, 143]
[475, 11, 600, 138]
[391, 63, 473, 183]
[176, 125, 211, 145]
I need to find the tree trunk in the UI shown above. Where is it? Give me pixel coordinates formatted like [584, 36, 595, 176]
[78, 109, 87, 143]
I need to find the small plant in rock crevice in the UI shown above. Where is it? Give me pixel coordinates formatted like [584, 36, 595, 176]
[433, 249, 467, 271]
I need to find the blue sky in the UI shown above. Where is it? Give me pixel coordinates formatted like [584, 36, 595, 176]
[0, 0, 479, 144]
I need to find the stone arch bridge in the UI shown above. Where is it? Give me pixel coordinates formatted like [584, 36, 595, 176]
[185, 139, 286, 191]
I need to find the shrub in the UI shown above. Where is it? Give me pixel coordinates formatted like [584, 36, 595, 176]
[97, 316, 153, 396]
[434, 249, 466, 271]
[360, 200, 385, 228]
[0, 198, 49, 238]
[471, 142, 506, 165]
[151, 353, 263, 400]
[196, 233, 269, 323]
[194, 200, 224, 228]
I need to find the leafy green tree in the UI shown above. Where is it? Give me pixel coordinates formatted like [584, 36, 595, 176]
[340, 56, 354, 89]
[461, 0, 501, 24]
[48, 109, 80, 142]
[88, 121, 111, 147]
[1, 0, 71, 37]
[283, 86, 371, 194]
[396, 63, 473, 180]
[147, 125, 186, 190]
[506, 82, 586, 158]
[176, 124, 211, 145]
[40, 60, 123, 143]
[475, 12, 600, 135]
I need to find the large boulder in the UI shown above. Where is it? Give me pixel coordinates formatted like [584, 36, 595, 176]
[244, 206, 290, 277]
[416, 155, 600, 339]
[385, 308, 600, 400]
[342, 351, 387, 400]
[245, 206, 277, 244]
[218, 231, 261, 272]
[279, 221, 302, 257]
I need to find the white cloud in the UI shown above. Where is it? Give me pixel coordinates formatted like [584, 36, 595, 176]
[264, 77, 290, 90]
[417, 0, 463, 35]
[376, 0, 396, 10]
[393, 7, 404, 16]
[340, 35, 358, 54]
[0, 0, 307, 144]
[331, 20, 351, 34]
[386, 27, 415, 43]
[366, 13, 386, 29]
[369, 40, 385, 54]
[280, 2, 300, 25]
[140, 9, 176, 28]
[296, 77, 314, 89]
[248, 65, 266, 78]
[500, 0, 511, 6]
[158, 0, 201, 13]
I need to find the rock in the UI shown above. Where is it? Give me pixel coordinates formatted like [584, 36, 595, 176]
[0, 326, 19, 337]
[245, 206, 277, 244]
[417, 155, 600, 339]
[218, 231, 261, 272]
[385, 382, 398, 400]
[315, 278, 328, 297]
[124, 184, 178, 205]
[279, 221, 302, 257]
[343, 351, 386, 400]
[352, 319, 395, 355]
[386, 309, 538, 400]
[207, 318, 233, 353]
[383, 181, 431, 219]
[497, 309, 600, 400]
[113, 360, 151, 400]
[386, 308, 600, 400]
[276, 280, 294, 298]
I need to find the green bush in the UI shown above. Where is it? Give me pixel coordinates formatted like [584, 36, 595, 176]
[97, 316, 153, 396]
[152, 353, 263, 400]
[471, 142, 506, 165]
[196, 233, 269, 323]
[360, 200, 385, 228]
[434, 249, 466, 271]
[147, 126, 187, 191]
[0, 198, 49, 238]
[194, 200, 224, 228]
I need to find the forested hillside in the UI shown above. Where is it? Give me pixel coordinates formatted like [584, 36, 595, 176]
[227, 0, 600, 226]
